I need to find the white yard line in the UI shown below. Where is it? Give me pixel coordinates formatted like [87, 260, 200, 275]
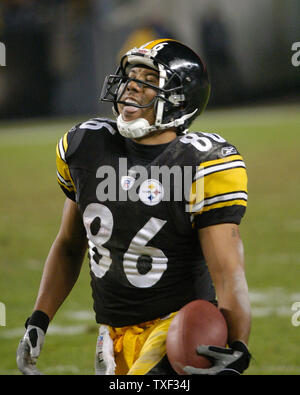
[0, 324, 95, 339]
[249, 288, 300, 319]
[0, 309, 96, 339]
[1, 291, 299, 340]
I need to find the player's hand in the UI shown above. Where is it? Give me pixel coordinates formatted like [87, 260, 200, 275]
[183, 341, 251, 375]
[16, 311, 49, 375]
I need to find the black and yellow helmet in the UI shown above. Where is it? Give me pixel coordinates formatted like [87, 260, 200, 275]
[100, 39, 210, 137]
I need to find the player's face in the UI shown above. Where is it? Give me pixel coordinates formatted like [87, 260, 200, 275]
[117, 67, 159, 125]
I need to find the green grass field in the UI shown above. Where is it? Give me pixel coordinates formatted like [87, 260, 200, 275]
[1, 103, 300, 375]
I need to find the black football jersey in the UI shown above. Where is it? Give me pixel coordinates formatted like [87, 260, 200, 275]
[56, 118, 248, 326]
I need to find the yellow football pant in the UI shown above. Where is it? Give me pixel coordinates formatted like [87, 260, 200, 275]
[108, 312, 177, 375]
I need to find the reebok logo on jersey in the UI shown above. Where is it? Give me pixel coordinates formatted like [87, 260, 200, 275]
[221, 146, 237, 157]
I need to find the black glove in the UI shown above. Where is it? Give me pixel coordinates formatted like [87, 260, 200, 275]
[183, 340, 251, 375]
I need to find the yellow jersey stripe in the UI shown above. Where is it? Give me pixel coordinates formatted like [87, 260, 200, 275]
[190, 167, 248, 202]
[57, 136, 66, 162]
[56, 141, 76, 193]
[195, 199, 247, 215]
[57, 177, 74, 192]
[190, 166, 247, 214]
[195, 155, 245, 180]
[63, 132, 68, 152]
[200, 154, 243, 169]
[191, 192, 247, 213]
[56, 170, 73, 188]
[204, 166, 247, 198]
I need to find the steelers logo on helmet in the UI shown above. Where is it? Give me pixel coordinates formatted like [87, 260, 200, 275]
[100, 38, 210, 139]
[139, 179, 164, 206]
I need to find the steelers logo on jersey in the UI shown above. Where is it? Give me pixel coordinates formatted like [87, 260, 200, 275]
[139, 179, 164, 206]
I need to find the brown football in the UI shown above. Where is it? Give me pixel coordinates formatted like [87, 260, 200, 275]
[166, 299, 228, 375]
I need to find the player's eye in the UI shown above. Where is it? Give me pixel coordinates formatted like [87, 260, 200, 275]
[146, 77, 158, 86]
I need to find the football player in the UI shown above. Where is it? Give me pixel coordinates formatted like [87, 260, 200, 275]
[17, 39, 251, 375]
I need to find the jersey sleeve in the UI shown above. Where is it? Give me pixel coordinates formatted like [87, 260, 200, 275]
[189, 153, 248, 228]
[56, 131, 77, 201]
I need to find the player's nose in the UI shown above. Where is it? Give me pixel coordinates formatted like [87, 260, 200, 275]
[126, 79, 143, 92]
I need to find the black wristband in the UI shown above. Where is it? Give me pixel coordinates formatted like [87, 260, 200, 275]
[25, 310, 50, 334]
